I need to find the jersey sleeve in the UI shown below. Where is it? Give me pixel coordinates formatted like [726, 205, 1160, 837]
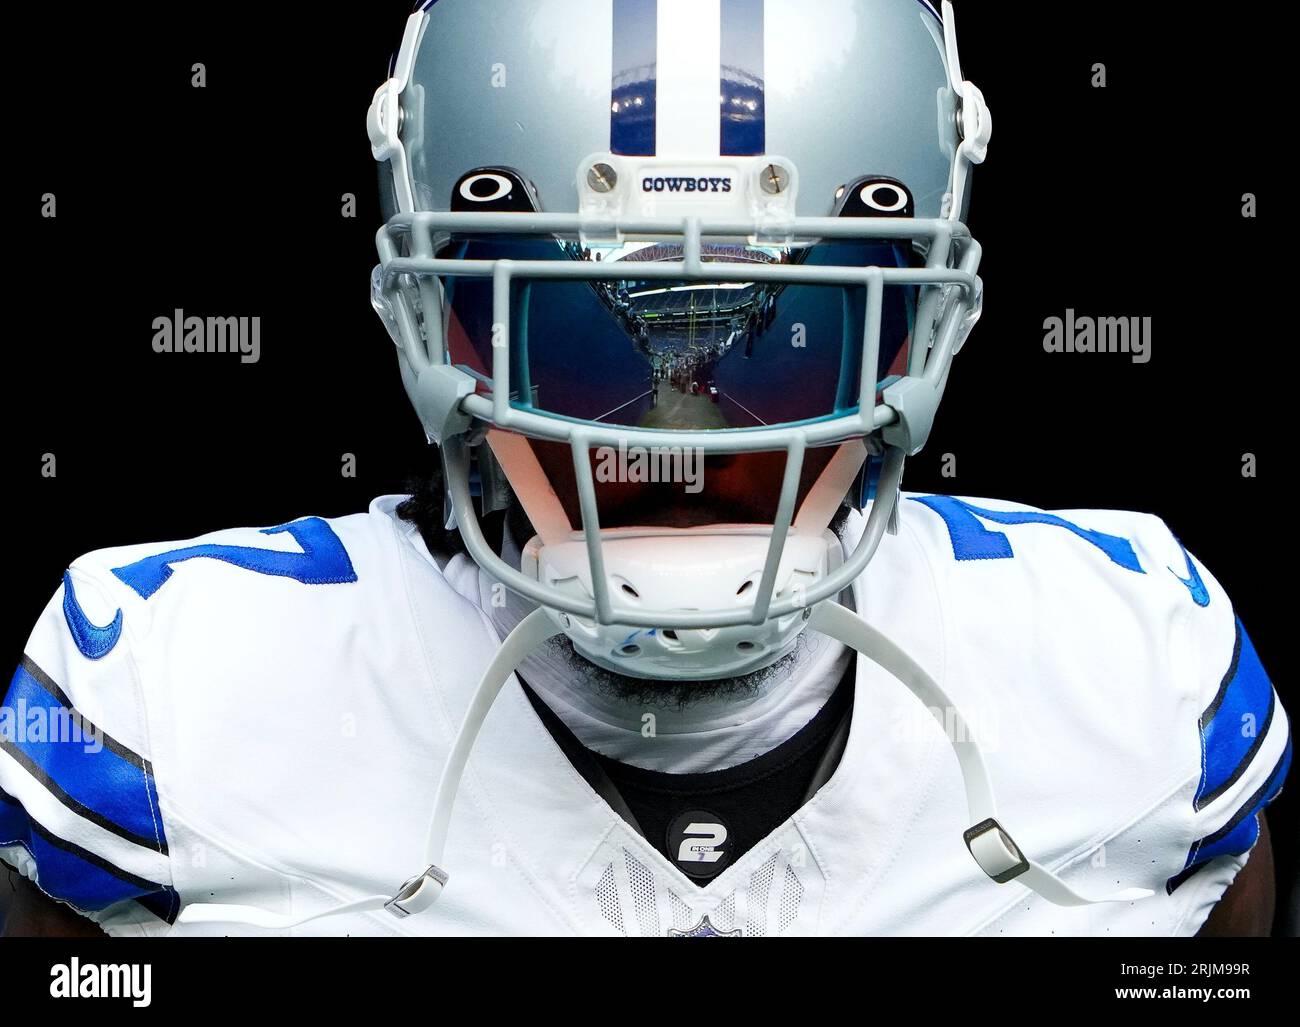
[1164, 541, 1291, 927]
[0, 563, 177, 929]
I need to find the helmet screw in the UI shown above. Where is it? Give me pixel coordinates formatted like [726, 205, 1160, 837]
[760, 164, 790, 195]
[587, 163, 619, 193]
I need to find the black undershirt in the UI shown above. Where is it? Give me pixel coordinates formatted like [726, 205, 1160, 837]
[521, 658, 855, 885]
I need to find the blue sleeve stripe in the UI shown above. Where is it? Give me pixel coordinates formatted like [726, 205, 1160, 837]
[0, 788, 165, 913]
[14, 657, 146, 767]
[135, 885, 181, 925]
[0, 739, 165, 854]
[1165, 857, 1217, 894]
[2, 659, 168, 855]
[1199, 621, 1242, 726]
[1187, 811, 1261, 873]
[1168, 732, 1292, 894]
[1185, 734, 1291, 868]
[1195, 621, 1277, 810]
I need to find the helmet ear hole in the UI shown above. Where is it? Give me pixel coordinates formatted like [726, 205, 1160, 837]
[737, 580, 755, 596]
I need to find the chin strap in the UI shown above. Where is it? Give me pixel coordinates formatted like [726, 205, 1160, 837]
[178, 602, 1150, 928]
[807, 601, 1152, 907]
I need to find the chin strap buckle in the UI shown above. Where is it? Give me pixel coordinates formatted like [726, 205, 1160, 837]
[964, 818, 1030, 885]
[385, 865, 449, 919]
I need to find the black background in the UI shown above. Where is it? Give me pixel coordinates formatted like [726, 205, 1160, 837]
[3, 1, 1293, 934]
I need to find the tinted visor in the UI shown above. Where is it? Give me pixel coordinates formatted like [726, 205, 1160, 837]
[442, 235, 919, 431]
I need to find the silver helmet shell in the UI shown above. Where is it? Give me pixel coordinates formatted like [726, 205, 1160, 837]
[370, 0, 989, 679]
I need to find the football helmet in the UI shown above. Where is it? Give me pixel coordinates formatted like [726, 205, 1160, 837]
[369, 0, 990, 682]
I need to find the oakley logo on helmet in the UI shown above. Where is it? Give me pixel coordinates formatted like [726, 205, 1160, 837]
[860, 182, 909, 213]
[450, 168, 540, 213]
[835, 176, 916, 219]
[459, 173, 514, 204]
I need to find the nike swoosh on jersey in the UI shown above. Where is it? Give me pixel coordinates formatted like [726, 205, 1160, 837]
[61, 571, 124, 661]
[1169, 541, 1211, 608]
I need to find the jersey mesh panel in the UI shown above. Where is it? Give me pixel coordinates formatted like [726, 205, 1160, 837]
[717, 893, 737, 933]
[745, 853, 779, 937]
[779, 864, 805, 934]
[596, 862, 625, 935]
[669, 889, 694, 931]
[625, 850, 662, 937]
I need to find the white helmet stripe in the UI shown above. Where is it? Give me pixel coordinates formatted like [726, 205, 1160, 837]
[610, 0, 768, 159]
[655, 0, 722, 157]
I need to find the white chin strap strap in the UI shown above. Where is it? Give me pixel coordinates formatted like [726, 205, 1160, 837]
[178, 603, 1151, 929]
[808, 602, 1151, 908]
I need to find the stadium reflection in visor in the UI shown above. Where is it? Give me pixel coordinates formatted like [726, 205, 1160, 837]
[441, 236, 920, 432]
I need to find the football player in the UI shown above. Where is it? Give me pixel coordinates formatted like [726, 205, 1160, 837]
[2, 0, 1289, 937]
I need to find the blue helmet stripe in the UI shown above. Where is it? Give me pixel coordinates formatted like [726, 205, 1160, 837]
[611, 0, 659, 156]
[720, 0, 765, 156]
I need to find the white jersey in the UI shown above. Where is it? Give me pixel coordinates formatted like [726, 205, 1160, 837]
[1, 494, 1289, 936]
